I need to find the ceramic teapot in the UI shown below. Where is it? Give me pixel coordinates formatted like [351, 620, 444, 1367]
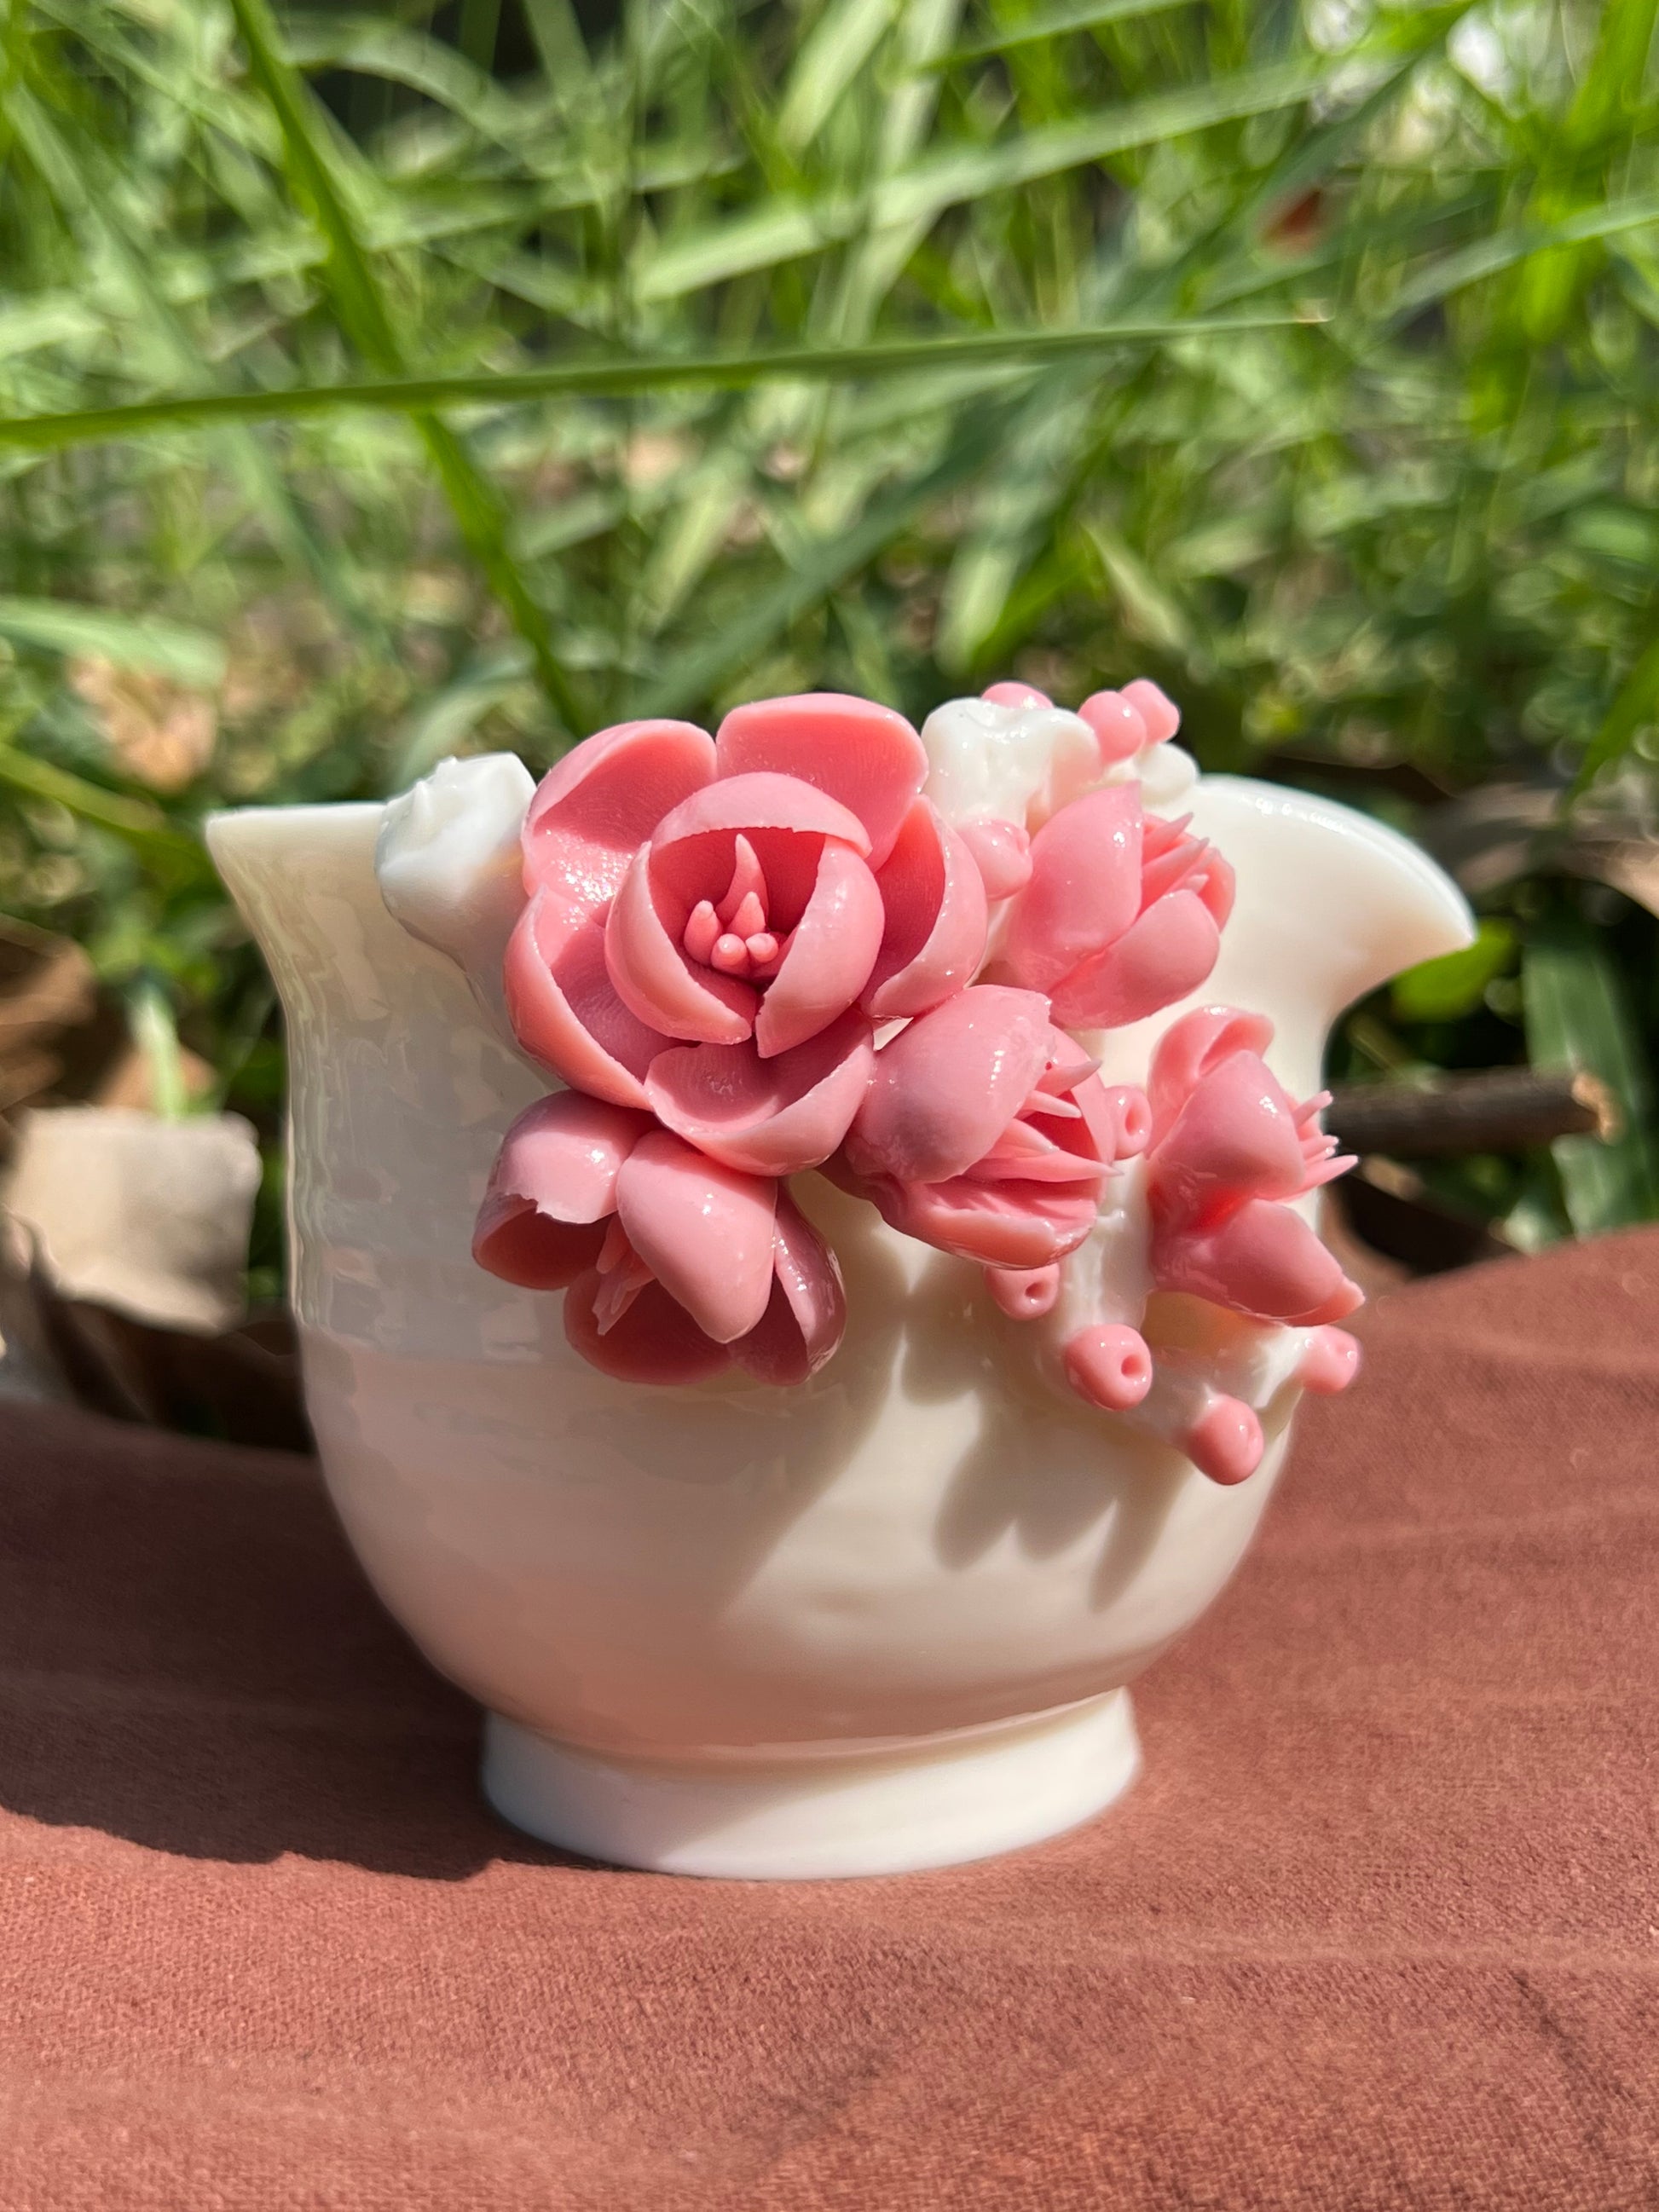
[208, 684, 1470, 1879]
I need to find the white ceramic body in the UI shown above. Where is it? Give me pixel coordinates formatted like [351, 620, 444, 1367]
[209, 778, 1469, 1876]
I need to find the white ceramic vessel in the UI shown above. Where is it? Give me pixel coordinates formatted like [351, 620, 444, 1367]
[208, 771, 1469, 1879]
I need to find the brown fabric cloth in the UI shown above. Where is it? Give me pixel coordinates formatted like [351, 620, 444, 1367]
[2, 1233, 1657, 2211]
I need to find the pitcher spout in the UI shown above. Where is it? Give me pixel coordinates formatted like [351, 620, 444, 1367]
[205, 793, 549, 1349]
[206, 802, 390, 1020]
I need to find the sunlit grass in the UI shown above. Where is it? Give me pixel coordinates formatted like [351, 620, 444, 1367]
[1, 0, 1656, 1261]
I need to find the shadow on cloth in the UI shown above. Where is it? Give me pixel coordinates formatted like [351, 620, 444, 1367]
[0, 1400, 569, 1877]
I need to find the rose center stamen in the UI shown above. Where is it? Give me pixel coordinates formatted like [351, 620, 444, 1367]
[683, 900, 720, 966]
[684, 838, 780, 979]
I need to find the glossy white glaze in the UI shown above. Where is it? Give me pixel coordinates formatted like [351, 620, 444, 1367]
[206, 770, 1471, 1877]
[918, 695, 1196, 830]
[483, 1690, 1140, 1879]
[374, 752, 533, 1029]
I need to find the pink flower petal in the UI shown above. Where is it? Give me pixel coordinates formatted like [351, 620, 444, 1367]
[589, 1219, 654, 1332]
[522, 719, 714, 909]
[1136, 817, 1233, 928]
[485, 1089, 654, 1220]
[714, 695, 927, 868]
[1078, 690, 1149, 765]
[472, 1198, 606, 1291]
[604, 844, 757, 1044]
[754, 841, 884, 1057]
[650, 768, 872, 858]
[504, 892, 672, 1107]
[1120, 679, 1181, 745]
[614, 1129, 777, 1343]
[860, 1171, 1099, 1270]
[564, 1270, 733, 1385]
[732, 1190, 847, 1385]
[1147, 1007, 1275, 1145]
[646, 1010, 876, 1176]
[1153, 1198, 1362, 1327]
[1049, 887, 1222, 1031]
[1003, 786, 1142, 995]
[1037, 1031, 1100, 1094]
[1194, 846, 1235, 927]
[956, 815, 1032, 901]
[1149, 1051, 1315, 1226]
[1137, 817, 1206, 906]
[845, 985, 1054, 1186]
[1131, 832, 1233, 934]
[958, 1118, 1110, 1187]
[863, 798, 989, 1021]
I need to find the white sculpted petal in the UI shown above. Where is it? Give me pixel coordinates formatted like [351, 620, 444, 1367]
[376, 753, 535, 1025]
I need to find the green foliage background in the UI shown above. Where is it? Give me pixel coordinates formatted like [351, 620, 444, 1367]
[2, 0, 1658, 1289]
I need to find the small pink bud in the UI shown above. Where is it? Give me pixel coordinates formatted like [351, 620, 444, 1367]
[986, 1264, 1061, 1320]
[1064, 1324, 1153, 1412]
[1078, 689, 1149, 765]
[1120, 678, 1180, 745]
[1101, 1083, 1153, 1158]
[1297, 1325, 1361, 1395]
[1183, 1395, 1263, 1485]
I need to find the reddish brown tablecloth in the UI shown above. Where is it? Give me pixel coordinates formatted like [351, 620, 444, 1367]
[2, 1232, 1656, 2210]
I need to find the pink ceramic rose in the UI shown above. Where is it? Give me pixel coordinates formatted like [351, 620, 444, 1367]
[933, 677, 1233, 1027]
[992, 791, 1234, 1031]
[472, 1090, 845, 1386]
[1143, 1006, 1362, 1329]
[832, 985, 1150, 1272]
[503, 695, 987, 1179]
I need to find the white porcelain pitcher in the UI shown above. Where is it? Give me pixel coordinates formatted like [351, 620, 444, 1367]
[208, 771, 1469, 1878]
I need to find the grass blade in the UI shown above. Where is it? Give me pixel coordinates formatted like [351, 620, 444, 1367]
[1387, 192, 1659, 325]
[638, 59, 1327, 300]
[224, 0, 587, 735]
[0, 741, 197, 856]
[777, 0, 897, 153]
[1570, 632, 1659, 799]
[631, 392, 1023, 717]
[0, 598, 225, 686]
[1523, 910, 1659, 1233]
[0, 316, 1308, 453]
[280, 14, 527, 147]
[939, 0, 1190, 66]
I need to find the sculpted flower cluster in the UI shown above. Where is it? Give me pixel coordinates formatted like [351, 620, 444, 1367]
[467, 679, 1361, 1477]
[1144, 1008, 1361, 1329]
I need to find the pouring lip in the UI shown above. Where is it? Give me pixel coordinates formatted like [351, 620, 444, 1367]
[204, 800, 390, 907]
[205, 799, 384, 833]
[1194, 772, 1475, 950]
[204, 798, 385, 862]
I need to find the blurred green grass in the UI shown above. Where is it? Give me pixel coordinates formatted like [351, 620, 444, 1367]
[1, 0, 1657, 1292]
